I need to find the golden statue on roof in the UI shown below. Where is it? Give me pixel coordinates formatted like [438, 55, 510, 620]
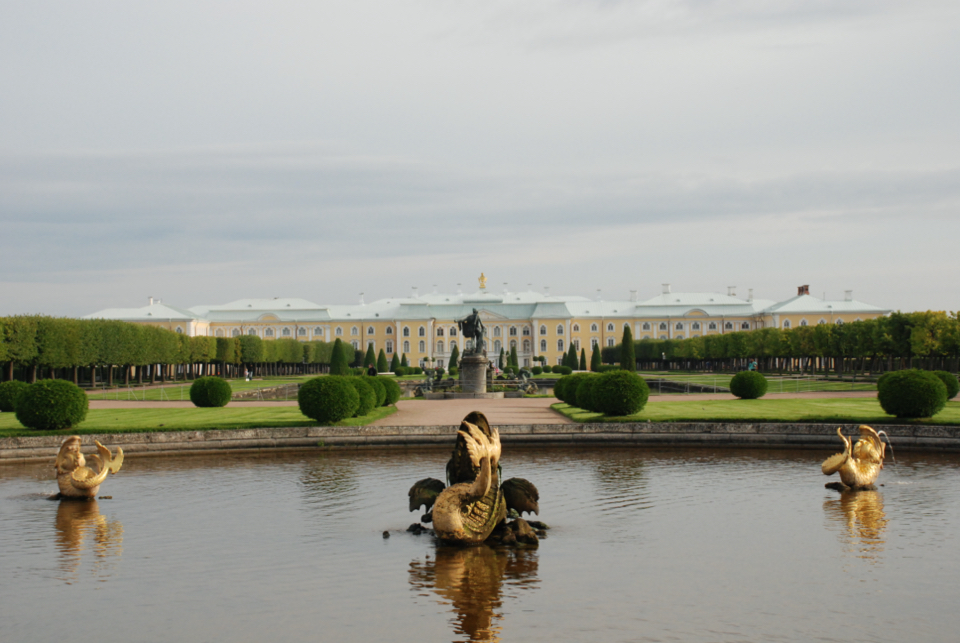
[478, 273, 487, 289]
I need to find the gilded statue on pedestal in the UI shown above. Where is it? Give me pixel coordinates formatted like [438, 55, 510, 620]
[55, 436, 124, 499]
[821, 425, 888, 490]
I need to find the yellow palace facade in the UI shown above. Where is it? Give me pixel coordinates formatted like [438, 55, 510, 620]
[86, 283, 889, 367]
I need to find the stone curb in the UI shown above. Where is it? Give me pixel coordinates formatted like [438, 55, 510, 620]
[2, 422, 959, 462]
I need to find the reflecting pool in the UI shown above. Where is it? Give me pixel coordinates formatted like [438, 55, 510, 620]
[2, 446, 959, 642]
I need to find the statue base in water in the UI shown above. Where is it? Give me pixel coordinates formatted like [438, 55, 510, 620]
[459, 353, 489, 394]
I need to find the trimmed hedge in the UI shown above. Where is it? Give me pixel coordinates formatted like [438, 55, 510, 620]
[562, 373, 592, 408]
[576, 374, 601, 412]
[878, 369, 947, 418]
[366, 376, 387, 407]
[298, 376, 359, 424]
[531, 366, 543, 375]
[348, 376, 377, 417]
[554, 365, 573, 376]
[189, 376, 232, 408]
[594, 370, 649, 416]
[0, 380, 29, 412]
[541, 365, 552, 373]
[15, 379, 89, 430]
[933, 371, 960, 400]
[729, 371, 768, 399]
[379, 376, 402, 405]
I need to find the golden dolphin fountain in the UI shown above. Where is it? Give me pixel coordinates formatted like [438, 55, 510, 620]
[55, 436, 124, 499]
[821, 425, 887, 490]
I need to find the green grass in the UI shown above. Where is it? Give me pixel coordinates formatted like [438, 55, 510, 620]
[87, 376, 316, 401]
[552, 399, 960, 425]
[638, 374, 876, 393]
[0, 405, 396, 438]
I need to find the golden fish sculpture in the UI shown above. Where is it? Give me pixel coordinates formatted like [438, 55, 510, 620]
[821, 425, 886, 490]
[55, 436, 124, 499]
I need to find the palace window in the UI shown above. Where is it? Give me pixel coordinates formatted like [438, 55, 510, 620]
[522, 327, 530, 336]
[386, 341, 393, 354]
[314, 327, 323, 335]
[450, 340, 457, 350]
[591, 323, 598, 332]
[175, 327, 183, 334]
[818, 319, 827, 325]
[557, 339, 564, 352]
[741, 322, 750, 330]
[403, 327, 410, 337]
[676, 335, 684, 340]
[215, 329, 224, 337]
[298, 327, 306, 336]
[676, 322, 684, 330]
[265, 328, 274, 337]
[335, 327, 343, 336]
[510, 340, 517, 350]
[540, 325, 547, 335]
[607, 338, 615, 346]
[692, 322, 700, 330]
[231, 329, 240, 337]
[509, 326, 517, 336]
[659, 322, 667, 330]
[419, 341, 425, 352]
[437, 341, 444, 352]
[606, 323, 614, 332]
[367, 326, 375, 335]
[403, 341, 410, 353]
[522, 340, 530, 351]
[642, 322, 650, 331]
[418, 326, 425, 337]
[494, 326, 501, 337]
[572, 324, 580, 333]
[386, 326, 393, 335]
[368, 340, 374, 349]
[725, 322, 733, 330]
[351, 326, 358, 336]
[282, 327, 291, 336]
[800, 319, 808, 326]
[660, 335, 668, 340]
[573, 339, 580, 350]
[248, 328, 257, 336]
[592, 337, 598, 347]
[708, 322, 717, 330]
[783, 320, 791, 329]
[450, 327, 457, 336]
[494, 340, 502, 353]
[437, 327, 444, 336]
[556, 324, 564, 335]
[351, 340, 359, 349]
[540, 339, 547, 352]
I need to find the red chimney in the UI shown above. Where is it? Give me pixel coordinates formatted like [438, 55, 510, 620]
[797, 285, 810, 296]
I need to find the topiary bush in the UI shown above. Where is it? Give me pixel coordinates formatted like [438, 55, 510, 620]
[189, 376, 232, 407]
[554, 365, 573, 376]
[594, 370, 649, 416]
[563, 373, 591, 408]
[365, 376, 387, 407]
[932, 371, 960, 400]
[541, 365, 552, 373]
[531, 366, 543, 376]
[348, 377, 377, 417]
[0, 380, 30, 412]
[878, 369, 948, 418]
[412, 367, 423, 375]
[449, 367, 458, 377]
[729, 371, 768, 399]
[15, 379, 89, 430]
[378, 376, 402, 405]
[576, 374, 601, 412]
[553, 375, 570, 403]
[298, 376, 359, 424]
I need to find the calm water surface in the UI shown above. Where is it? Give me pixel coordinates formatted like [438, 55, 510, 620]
[1, 446, 959, 642]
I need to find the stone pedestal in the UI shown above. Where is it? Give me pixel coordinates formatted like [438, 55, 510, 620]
[459, 353, 489, 394]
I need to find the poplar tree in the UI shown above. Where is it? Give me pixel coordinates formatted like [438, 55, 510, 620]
[401, 353, 409, 368]
[364, 344, 376, 369]
[377, 349, 388, 373]
[591, 344, 601, 371]
[621, 325, 636, 371]
[448, 344, 460, 370]
[498, 348, 505, 369]
[509, 345, 518, 369]
[329, 338, 350, 375]
[580, 348, 587, 371]
[389, 352, 400, 372]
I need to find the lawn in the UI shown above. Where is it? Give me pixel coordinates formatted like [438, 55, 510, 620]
[552, 399, 960, 425]
[0, 405, 396, 438]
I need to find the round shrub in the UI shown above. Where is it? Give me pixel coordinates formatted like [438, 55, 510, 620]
[531, 366, 543, 376]
[878, 369, 948, 418]
[394, 366, 407, 376]
[378, 376, 402, 405]
[541, 365, 552, 373]
[298, 376, 359, 424]
[555, 365, 573, 376]
[15, 379, 89, 431]
[933, 371, 959, 400]
[189, 376, 232, 407]
[553, 375, 570, 402]
[594, 370, 649, 417]
[348, 377, 377, 417]
[435, 367, 445, 378]
[412, 367, 423, 375]
[729, 371, 768, 400]
[564, 373, 591, 408]
[577, 375, 601, 412]
[365, 376, 387, 407]
[449, 367, 458, 377]
[0, 380, 30, 412]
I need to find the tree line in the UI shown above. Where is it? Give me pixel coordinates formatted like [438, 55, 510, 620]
[601, 311, 960, 376]
[0, 316, 365, 386]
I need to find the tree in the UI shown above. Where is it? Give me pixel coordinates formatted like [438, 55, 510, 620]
[329, 338, 350, 375]
[498, 347, 505, 369]
[509, 345, 518, 369]
[566, 344, 578, 370]
[400, 353, 409, 368]
[389, 352, 400, 372]
[448, 344, 459, 370]
[377, 349, 388, 373]
[579, 348, 587, 371]
[590, 344, 601, 371]
[621, 325, 635, 371]
[364, 343, 377, 369]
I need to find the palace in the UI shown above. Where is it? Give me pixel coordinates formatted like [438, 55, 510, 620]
[85, 282, 889, 367]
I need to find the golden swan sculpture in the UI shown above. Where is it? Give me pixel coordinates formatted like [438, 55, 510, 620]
[821, 425, 887, 490]
[55, 436, 124, 499]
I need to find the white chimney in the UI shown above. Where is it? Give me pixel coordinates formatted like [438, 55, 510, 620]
[845, 290, 853, 301]
[748, 289, 753, 302]
[728, 286, 736, 297]
[662, 283, 671, 294]
[411, 286, 418, 298]
[148, 296, 154, 306]
[630, 290, 638, 302]
[359, 293, 365, 305]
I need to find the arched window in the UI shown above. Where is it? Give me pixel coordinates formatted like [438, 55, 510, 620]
[818, 319, 827, 325]
[783, 319, 791, 329]
[282, 327, 291, 336]
[248, 328, 257, 336]
[540, 325, 547, 335]
[403, 341, 410, 353]
[835, 319, 844, 325]
[540, 339, 547, 352]
[231, 329, 240, 337]
[800, 319, 808, 326]
[573, 339, 580, 350]
[450, 327, 457, 336]
[403, 327, 410, 337]
[494, 326, 501, 337]
[437, 327, 444, 336]
[367, 340, 375, 349]
[725, 322, 733, 330]
[572, 324, 580, 333]
[557, 339, 564, 351]
[522, 327, 530, 336]
[557, 324, 564, 335]
[351, 326, 359, 336]
[676, 322, 684, 330]
[418, 340, 425, 352]
[386, 326, 393, 335]
[298, 327, 307, 336]
[450, 340, 457, 350]
[606, 323, 614, 332]
[523, 340, 530, 351]
[509, 326, 517, 336]
[675, 335, 684, 340]
[418, 326, 425, 337]
[437, 341, 444, 352]
[642, 322, 650, 330]
[215, 329, 224, 337]
[591, 323, 598, 332]
[659, 322, 667, 330]
[692, 322, 701, 330]
[386, 340, 393, 354]
[351, 340, 359, 349]
[265, 328, 274, 337]
[314, 327, 323, 336]
[510, 340, 517, 350]
[494, 339, 502, 353]
[708, 322, 717, 330]
[367, 326, 375, 335]
[607, 338, 615, 346]
[175, 327, 183, 334]
[741, 322, 750, 330]
[335, 327, 343, 336]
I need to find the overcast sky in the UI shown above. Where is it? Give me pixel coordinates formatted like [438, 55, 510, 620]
[2, 1, 958, 317]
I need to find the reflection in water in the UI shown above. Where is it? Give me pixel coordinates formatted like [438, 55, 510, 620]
[823, 490, 887, 562]
[54, 500, 123, 581]
[409, 546, 539, 642]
